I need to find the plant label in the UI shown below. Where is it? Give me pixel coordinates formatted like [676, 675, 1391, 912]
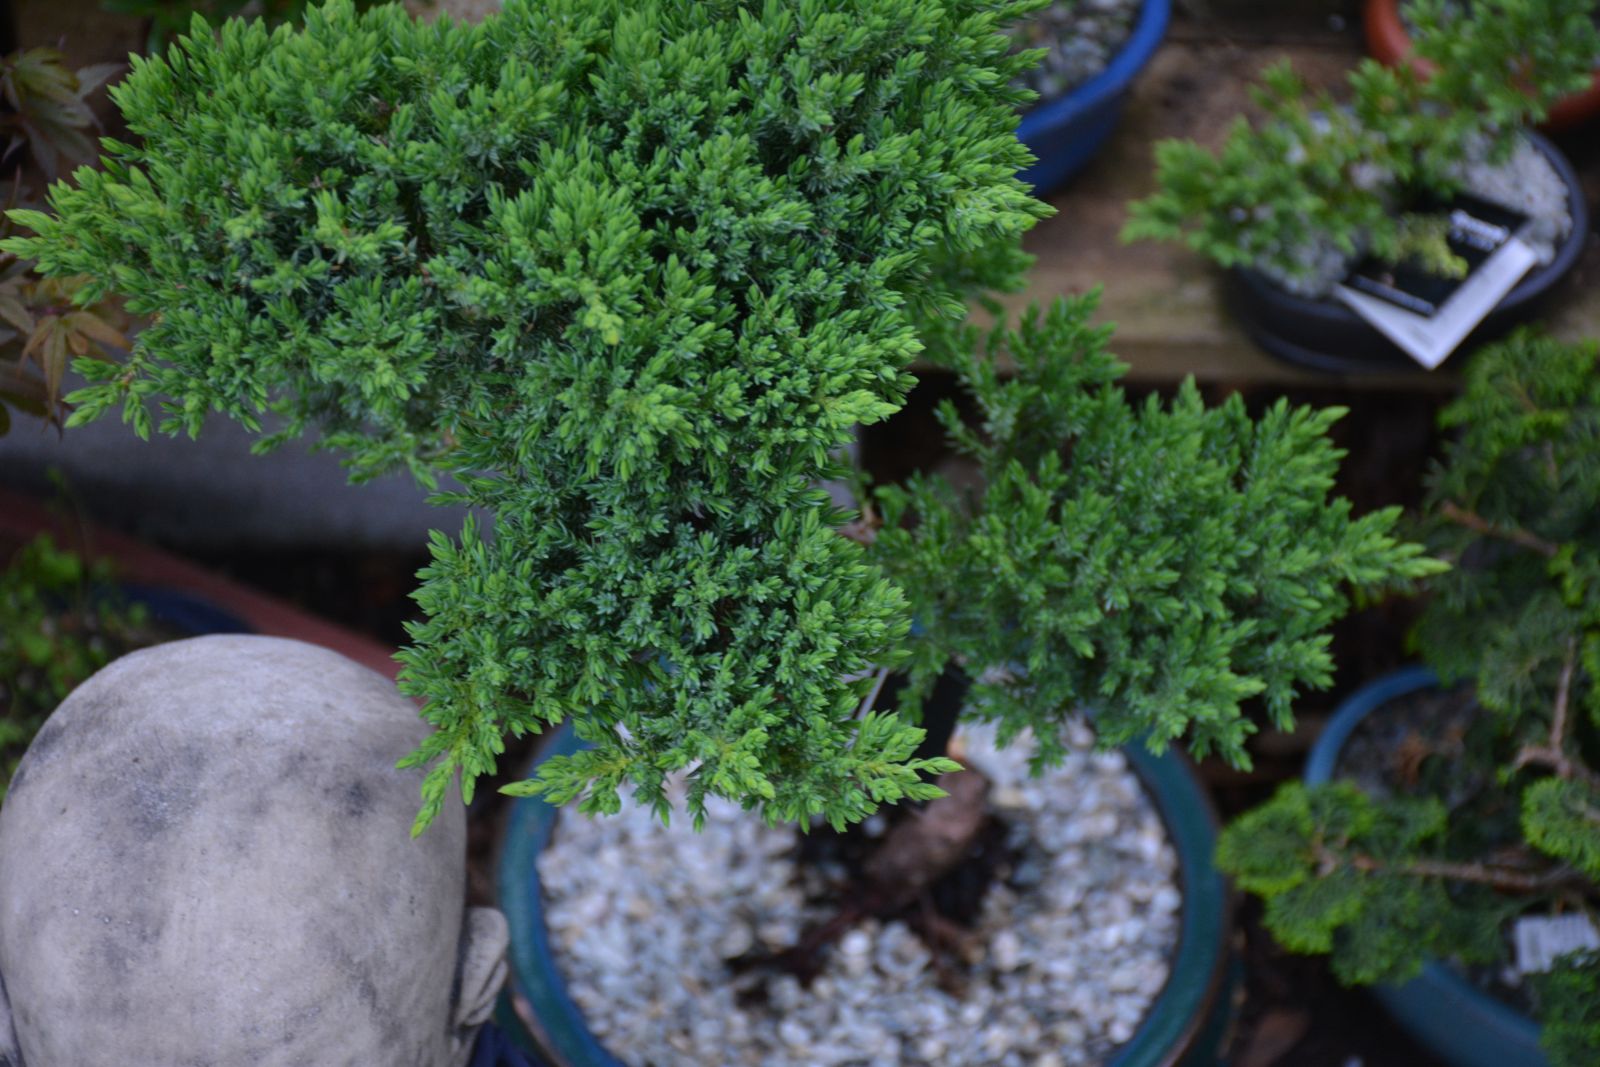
[1513, 913, 1600, 976]
[1333, 197, 1537, 370]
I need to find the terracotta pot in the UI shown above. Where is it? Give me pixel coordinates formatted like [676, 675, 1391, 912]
[1363, 0, 1600, 131]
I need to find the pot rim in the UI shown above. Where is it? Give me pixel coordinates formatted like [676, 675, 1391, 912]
[498, 721, 1232, 1067]
[1016, 0, 1172, 142]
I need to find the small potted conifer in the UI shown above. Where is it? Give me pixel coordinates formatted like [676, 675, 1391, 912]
[1122, 0, 1597, 374]
[9, 0, 1442, 1061]
[1219, 329, 1600, 1067]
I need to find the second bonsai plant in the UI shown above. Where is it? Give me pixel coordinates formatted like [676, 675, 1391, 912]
[1123, 0, 1598, 374]
[1220, 329, 1600, 1067]
[10, 0, 1443, 1060]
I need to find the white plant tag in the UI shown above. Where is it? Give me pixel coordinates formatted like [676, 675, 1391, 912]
[1513, 913, 1600, 976]
[1334, 235, 1538, 370]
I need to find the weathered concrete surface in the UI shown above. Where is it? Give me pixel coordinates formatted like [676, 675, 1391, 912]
[0, 636, 507, 1067]
[0, 403, 469, 551]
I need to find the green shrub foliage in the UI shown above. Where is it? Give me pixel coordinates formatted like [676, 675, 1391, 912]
[1219, 330, 1600, 1067]
[1536, 952, 1600, 1065]
[9, 0, 1047, 831]
[1122, 0, 1600, 292]
[870, 293, 1441, 770]
[10, 0, 1437, 836]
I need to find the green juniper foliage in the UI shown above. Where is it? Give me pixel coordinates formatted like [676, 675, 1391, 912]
[870, 292, 1442, 771]
[5, 0, 1049, 832]
[9, 0, 1436, 835]
[1219, 329, 1600, 1067]
[1536, 951, 1600, 1065]
[1122, 0, 1600, 293]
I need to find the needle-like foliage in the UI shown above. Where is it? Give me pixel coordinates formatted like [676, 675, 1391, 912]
[6, 0, 1048, 832]
[1220, 329, 1600, 1067]
[8, 0, 1439, 840]
[872, 292, 1444, 771]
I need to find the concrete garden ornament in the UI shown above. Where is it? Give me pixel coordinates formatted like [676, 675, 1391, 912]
[0, 635, 509, 1067]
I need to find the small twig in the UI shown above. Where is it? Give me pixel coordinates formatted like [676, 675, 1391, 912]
[1552, 637, 1577, 754]
[838, 499, 880, 547]
[1347, 852, 1581, 894]
[1439, 500, 1559, 559]
[1512, 640, 1600, 789]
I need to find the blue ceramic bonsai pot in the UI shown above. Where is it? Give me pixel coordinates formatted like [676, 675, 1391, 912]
[1016, 0, 1171, 195]
[1306, 666, 1549, 1067]
[498, 720, 1234, 1067]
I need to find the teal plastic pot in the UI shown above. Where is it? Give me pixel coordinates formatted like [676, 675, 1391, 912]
[498, 725, 1234, 1067]
[1306, 666, 1549, 1067]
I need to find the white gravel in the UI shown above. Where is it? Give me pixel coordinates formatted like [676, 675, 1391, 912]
[538, 718, 1181, 1067]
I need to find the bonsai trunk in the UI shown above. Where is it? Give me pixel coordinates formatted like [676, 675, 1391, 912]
[876, 666, 973, 765]
[733, 665, 993, 985]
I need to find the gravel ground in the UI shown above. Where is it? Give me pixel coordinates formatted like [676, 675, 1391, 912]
[1011, 0, 1143, 100]
[539, 719, 1181, 1067]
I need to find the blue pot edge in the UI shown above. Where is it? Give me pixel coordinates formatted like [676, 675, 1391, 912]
[1303, 665, 1548, 1063]
[119, 583, 256, 638]
[1110, 740, 1232, 1067]
[498, 728, 623, 1067]
[501, 720, 1230, 1067]
[1016, 0, 1172, 140]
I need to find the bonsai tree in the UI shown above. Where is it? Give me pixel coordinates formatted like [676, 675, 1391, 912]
[1122, 0, 1600, 297]
[1218, 329, 1600, 1066]
[8, 0, 1440, 836]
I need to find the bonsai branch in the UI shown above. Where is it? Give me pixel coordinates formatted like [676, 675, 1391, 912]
[1339, 850, 1584, 895]
[1438, 500, 1559, 559]
[838, 499, 880, 547]
[739, 766, 990, 983]
[1513, 640, 1600, 789]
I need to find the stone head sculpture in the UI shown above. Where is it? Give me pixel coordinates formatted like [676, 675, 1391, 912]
[0, 635, 509, 1067]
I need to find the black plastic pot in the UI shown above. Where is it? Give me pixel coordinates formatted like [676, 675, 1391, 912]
[1227, 131, 1590, 375]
